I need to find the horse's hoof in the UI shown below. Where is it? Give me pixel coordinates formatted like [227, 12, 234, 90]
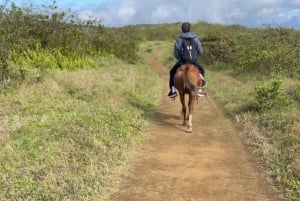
[186, 129, 192, 133]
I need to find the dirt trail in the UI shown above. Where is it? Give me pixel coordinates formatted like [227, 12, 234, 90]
[110, 54, 283, 201]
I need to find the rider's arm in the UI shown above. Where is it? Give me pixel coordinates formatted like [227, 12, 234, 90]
[174, 38, 182, 60]
[195, 37, 203, 55]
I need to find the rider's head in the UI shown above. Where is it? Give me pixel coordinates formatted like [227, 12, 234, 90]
[181, 22, 191, 33]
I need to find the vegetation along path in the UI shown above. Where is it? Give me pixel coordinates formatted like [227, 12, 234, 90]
[110, 53, 283, 201]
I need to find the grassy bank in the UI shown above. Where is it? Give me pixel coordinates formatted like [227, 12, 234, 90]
[207, 70, 300, 201]
[0, 57, 162, 200]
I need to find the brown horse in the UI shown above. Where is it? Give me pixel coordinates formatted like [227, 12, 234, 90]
[174, 63, 202, 133]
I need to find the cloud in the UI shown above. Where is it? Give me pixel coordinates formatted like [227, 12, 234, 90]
[116, 2, 136, 23]
[261, 9, 300, 28]
[289, 0, 300, 6]
[69, 0, 300, 28]
[152, 6, 172, 20]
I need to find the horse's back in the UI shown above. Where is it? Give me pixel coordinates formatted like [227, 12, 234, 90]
[175, 64, 201, 92]
[186, 63, 201, 87]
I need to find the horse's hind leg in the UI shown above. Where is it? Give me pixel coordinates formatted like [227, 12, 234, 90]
[186, 95, 194, 133]
[186, 115, 192, 133]
[182, 106, 187, 126]
[179, 93, 187, 126]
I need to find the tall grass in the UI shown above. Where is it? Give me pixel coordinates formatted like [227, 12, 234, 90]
[13, 45, 100, 70]
[0, 57, 162, 200]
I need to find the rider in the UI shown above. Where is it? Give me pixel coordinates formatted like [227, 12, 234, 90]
[168, 22, 206, 98]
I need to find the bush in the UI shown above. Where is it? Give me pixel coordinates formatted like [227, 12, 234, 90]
[201, 36, 234, 64]
[233, 27, 300, 78]
[253, 79, 291, 110]
[0, 44, 10, 87]
[0, 2, 141, 87]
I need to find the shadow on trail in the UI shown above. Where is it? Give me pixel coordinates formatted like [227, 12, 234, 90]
[152, 111, 187, 132]
[125, 89, 188, 133]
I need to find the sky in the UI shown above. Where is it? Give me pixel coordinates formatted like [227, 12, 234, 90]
[7, 0, 300, 29]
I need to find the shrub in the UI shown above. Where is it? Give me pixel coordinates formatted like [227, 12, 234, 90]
[0, 2, 141, 87]
[233, 27, 300, 78]
[201, 36, 234, 64]
[253, 79, 291, 110]
[0, 44, 10, 87]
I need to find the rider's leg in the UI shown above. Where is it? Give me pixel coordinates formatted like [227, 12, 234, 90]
[168, 62, 181, 97]
[194, 62, 206, 87]
[195, 62, 205, 77]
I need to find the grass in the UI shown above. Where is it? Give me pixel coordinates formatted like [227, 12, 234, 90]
[206, 68, 300, 201]
[2, 39, 299, 201]
[0, 57, 162, 200]
[12, 46, 101, 70]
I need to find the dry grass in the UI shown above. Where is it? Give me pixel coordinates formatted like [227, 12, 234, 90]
[0, 57, 162, 200]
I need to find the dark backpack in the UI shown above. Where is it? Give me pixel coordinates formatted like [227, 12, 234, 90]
[181, 38, 198, 63]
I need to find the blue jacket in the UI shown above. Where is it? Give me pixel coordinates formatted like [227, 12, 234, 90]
[174, 32, 203, 63]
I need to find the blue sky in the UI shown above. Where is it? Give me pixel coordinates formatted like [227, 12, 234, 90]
[7, 0, 300, 29]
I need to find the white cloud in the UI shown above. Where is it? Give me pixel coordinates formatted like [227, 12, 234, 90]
[257, 7, 282, 18]
[66, 0, 300, 28]
[151, 5, 181, 23]
[289, 0, 300, 6]
[116, 2, 136, 23]
[152, 6, 172, 20]
[256, 8, 300, 28]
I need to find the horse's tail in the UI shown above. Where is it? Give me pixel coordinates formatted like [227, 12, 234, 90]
[186, 82, 198, 95]
[184, 64, 198, 95]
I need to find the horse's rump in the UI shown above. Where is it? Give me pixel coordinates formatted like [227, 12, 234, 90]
[175, 63, 201, 95]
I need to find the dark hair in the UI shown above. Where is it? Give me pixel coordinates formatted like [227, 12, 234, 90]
[181, 22, 191, 33]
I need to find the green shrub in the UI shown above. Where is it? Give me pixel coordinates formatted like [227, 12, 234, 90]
[0, 2, 141, 87]
[253, 79, 291, 110]
[201, 36, 234, 64]
[233, 27, 300, 78]
[0, 44, 10, 87]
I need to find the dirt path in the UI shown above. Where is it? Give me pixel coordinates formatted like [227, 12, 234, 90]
[110, 54, 283, 201]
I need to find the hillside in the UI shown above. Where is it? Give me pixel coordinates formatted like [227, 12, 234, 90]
[0, 3, 300, 200]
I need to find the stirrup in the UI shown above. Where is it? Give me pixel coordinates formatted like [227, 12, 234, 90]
[199, 73, 205, 80]
[198, 88, 207, 97]
[168, 93, 177, 98]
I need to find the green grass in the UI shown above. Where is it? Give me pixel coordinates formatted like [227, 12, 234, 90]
[12, 46, 101, 70]
[206, 68, 300, 201]
[2, 38, 300, 201]
[0, 57, 162, 200]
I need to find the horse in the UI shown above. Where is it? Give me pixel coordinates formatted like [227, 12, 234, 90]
[174, 63, 202, 133]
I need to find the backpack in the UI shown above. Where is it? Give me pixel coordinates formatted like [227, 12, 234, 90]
[181, 38, 198, 63]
